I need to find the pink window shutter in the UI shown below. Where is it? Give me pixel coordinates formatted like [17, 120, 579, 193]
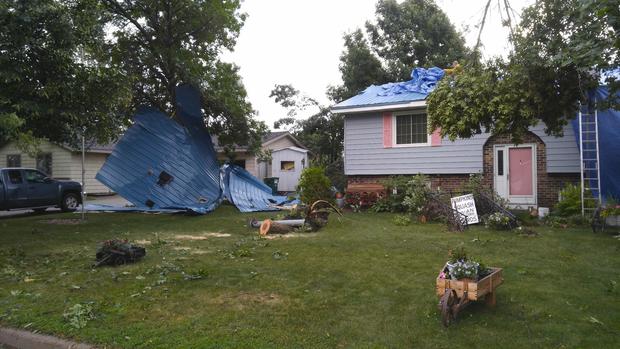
[431, 128, 442, 146]
[383, 112, 393, 148]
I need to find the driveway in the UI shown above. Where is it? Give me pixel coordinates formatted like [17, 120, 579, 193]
[0, 195, 130, 219]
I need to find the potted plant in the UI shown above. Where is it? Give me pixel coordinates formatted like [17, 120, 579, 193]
[601, 198, 620, 227]
[335, 191, 345, 208]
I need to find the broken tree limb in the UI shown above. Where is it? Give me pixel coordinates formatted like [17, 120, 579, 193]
[259, 219, 295, 235]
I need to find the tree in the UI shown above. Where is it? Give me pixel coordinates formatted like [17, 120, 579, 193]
[330, 0, 468, 101]
[428, 0, 619, 142]
[103, 0, 266, 153]
[0, 0, 131, 149]
[270, 85, 345, 190]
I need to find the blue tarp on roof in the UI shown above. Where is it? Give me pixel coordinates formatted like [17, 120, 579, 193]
[570, 86, 620, 202]
[96, 85, 290, 214]
[332, 67, 444, 110]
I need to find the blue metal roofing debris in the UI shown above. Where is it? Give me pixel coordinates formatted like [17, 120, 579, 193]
[331, 67, 444, 110]
[223, 164, 290, 212]
[95, 85, 290, 214]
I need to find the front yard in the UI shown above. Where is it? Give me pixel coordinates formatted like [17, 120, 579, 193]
[0, 206, 618, 348]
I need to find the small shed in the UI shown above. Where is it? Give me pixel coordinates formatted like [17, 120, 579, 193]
[270, 146, 309, 192]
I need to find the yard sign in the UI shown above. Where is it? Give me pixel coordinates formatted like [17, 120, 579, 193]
[450, 194, 479, 225]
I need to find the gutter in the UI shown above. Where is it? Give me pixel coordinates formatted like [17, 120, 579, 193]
[331, 100, 427, 114]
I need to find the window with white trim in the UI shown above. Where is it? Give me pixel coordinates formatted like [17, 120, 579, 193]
[395, 113, 428, 145]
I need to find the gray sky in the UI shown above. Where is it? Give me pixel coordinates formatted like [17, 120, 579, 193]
[224, 0, 535, 129]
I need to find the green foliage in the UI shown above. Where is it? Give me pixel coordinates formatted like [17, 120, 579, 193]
[103, 0, 266, 154]
[428, 0, 619, 143]
[0, 0, 131, 147]
[297, 167, 332, 205]
[448, 246, 469, 264]
[554, 184, 595, 217]
[484, 212, 513, 230]
[402, 174, 433, 215]
[392, 215, 411, 226]
[601, 197, 620, 218]
[330, 0, 467, 101]
[63, 303, 95, 329]
[270, 85, 344, 185]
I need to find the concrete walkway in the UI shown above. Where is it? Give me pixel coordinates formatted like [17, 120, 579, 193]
[0, 327, 95, 349]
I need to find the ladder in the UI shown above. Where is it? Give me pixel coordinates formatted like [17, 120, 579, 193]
[578, 104, 602, 216]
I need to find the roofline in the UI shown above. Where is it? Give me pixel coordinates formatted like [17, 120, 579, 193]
[262, 132, 307, 149]
[331, 100, 427, 114]
[273, 146, 309, 153]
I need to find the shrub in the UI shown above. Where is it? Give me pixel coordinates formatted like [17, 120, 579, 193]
[377, 176, 409, 213]
[402, 174, 433, 216]
[346, 191, 382, 209]
[484, 212, 513, 230]
[392, 215, 411, 226]
[297, 167, 332, 205]
[554, 184, 595, 217]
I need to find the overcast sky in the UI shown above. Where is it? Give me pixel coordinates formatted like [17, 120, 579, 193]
[223, 0, 535, 130]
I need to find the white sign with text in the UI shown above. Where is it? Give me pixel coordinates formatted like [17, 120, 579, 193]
[450, 194, 479, 225]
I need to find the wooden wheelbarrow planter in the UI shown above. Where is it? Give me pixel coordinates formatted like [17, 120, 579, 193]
[435, 265, 503, 326]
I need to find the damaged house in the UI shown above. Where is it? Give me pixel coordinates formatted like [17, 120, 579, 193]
[332, 67, 620, 209]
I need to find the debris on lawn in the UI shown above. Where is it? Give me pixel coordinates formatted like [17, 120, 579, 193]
[95, 84, 294, 215]
[94, 239, 146, 267]
[251, 200, 342, 236]
[63, 303, 95, 329]
[173, 232, 231, 240]
[40, 218, 82, 225]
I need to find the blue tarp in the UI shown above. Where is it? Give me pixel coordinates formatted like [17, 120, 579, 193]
[377, 67, 445, 96]
[331, 67, 444, 111]
[571, 86, 620, 202]
[96, 85, 290, 214]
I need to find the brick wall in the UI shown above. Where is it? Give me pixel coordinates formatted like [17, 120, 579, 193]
[482, 132, 579, 208]
[347, 174, 472, 193]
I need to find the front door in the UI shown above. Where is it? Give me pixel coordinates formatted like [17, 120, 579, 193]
[494, 145, 537, 206]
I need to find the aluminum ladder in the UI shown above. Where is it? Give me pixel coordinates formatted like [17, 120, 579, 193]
[578, 104, 602, 216]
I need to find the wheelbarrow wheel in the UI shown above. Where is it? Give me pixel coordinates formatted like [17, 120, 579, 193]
[440, 288, 457, 327]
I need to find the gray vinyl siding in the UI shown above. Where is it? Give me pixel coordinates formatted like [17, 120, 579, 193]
[344, 112, 580, 175]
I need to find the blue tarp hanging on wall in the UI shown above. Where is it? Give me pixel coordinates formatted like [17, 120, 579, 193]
[96, 85, 290, 214]
[571, 87, 620, 202]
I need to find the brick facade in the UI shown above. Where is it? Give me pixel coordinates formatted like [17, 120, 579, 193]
[347, 131, 579, 208]
[482, 132, 578, 208]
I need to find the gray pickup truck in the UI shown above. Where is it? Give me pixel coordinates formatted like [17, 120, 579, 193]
[0, 168, 82, 212]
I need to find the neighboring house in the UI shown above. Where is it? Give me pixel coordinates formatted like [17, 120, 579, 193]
[331, 78, 581, 209]
[0, 140, 114, 194]
[214, 131, 309, 192]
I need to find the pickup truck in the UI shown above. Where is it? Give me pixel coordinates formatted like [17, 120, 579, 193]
[0, 168, 82, 212]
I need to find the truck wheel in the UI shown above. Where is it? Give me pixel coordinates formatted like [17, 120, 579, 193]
[61, 193, 80, 212]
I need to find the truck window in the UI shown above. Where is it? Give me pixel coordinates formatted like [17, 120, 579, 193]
[8, 170, 23, 184]
[24, 169, 48, 183]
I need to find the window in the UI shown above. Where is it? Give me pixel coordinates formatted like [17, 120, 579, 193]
[36, 153, 52, 176]
[280, 161, 295, 171]
[8, 170, 23, 184]
[497, 150, 504, 176]
[395, 113, 428, 145]
[6, 154, 21, 167]
[24, 169, 48, 183]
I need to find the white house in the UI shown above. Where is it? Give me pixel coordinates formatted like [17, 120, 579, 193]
[0, 140, 114, 194]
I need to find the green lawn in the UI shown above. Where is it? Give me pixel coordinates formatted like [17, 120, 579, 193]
[0, 206, 619, 348]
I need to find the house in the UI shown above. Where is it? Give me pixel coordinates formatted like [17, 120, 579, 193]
[0, 140, 114, 194]
[214, 131, 309, 192]
[331, 68, 583, 209]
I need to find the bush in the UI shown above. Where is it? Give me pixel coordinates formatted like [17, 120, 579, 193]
[484, 212, 513, 230]
[402, 174, 433, 216]
[392, 215, 411, 226]
[297, 167, 332, 205]
[554, 183, 595, 217]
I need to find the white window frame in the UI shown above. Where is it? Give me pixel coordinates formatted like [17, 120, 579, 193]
[392, 110, 432, 147]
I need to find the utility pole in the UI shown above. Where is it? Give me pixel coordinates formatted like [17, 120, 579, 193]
[81, 128, 86, 222]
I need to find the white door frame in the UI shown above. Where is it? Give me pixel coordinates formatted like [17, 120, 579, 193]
[493, 144, 537, 207]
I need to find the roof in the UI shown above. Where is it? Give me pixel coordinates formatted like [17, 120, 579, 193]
[272, 146, 309, 153]
[213, 131, 307, 153]
[61, 142, 116, 154]
[331, 67, 445, 114]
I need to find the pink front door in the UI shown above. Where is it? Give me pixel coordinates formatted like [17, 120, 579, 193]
[509, 147, 533, 195]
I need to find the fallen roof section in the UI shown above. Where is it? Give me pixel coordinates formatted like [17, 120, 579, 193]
[96, 84, 289, 214]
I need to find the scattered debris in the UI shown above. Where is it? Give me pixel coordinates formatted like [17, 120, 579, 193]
[252, 200, 342, 236]
[40, 219, 82, 225]
[94, 239, 146, 267]
[173, 232, 231, 240]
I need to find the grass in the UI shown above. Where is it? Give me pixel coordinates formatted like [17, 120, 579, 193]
[0, 206, 619, 348]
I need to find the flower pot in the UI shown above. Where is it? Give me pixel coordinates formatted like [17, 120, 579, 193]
[335, 197, 345, 209]
[605, 215, 620, 227]
[419, 215, 427, 224]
